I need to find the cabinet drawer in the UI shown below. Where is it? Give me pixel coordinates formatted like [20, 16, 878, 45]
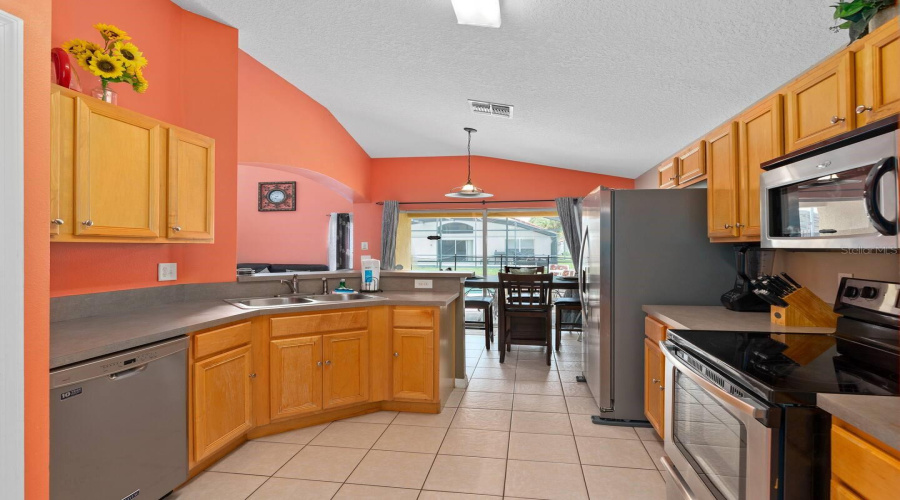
[393, 307, 434, 329]
[832, 419, 900, 499]
[193, 321, 252, 359]
[270, 310, 368, 338]
[644, 316, 668, 344]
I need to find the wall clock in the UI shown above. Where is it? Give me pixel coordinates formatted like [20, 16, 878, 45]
[258, 181, 297, 211]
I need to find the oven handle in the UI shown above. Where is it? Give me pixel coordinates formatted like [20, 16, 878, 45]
[864, 156, 897, 236]
[661, 341, 767, 419]
[661, 456, 696, 500]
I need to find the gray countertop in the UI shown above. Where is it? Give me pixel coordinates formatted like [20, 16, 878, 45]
[818, 394, 900, 452]
[50, 291, 459, 370]
[642, 305, 835, 334]
[237, 270, 473, 282]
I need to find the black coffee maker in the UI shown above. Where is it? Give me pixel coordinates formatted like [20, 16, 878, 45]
[721, 244, 775, 311]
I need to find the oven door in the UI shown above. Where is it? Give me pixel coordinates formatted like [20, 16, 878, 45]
[760, 130, 898, 249]
[661, 341, 779, 500]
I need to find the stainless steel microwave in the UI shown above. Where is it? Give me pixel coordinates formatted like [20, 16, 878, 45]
[760, 129, 898, 249]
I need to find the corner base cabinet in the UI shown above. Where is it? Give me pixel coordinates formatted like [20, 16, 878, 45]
[643, 315, 669, 438]
[831, 417, 900, 500]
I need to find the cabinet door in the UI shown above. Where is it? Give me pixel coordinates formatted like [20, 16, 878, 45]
[392, 328, 435, 401]
[193, 345, 252, 463]
[50, 90, 62, 236]
[785, 52, 854, 152]
[738, 96, 784, 238]
[269, 336, 323, 419]
[860, 25, 900, 123]
[643, 338, 664, 437]
[323, 331, 369, 409]
[74, 97, 160, 237]
[678, 142, 707, 184]
[657, 158, 679, 189]
[167, 127, 215, 240]
[707, 123, 740, 239]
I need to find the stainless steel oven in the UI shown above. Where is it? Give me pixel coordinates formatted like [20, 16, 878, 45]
[661, 340, 779, 500]
[760, 129, 897, 249]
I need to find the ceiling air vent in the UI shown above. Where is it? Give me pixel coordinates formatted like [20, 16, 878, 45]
[468, 100, 513, 119]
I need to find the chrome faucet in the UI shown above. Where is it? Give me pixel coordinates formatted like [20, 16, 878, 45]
[280, 274, 301, 295]
[322, 277, 329, 294]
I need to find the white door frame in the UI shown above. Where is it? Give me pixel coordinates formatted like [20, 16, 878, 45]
[0, 9, 25, 500]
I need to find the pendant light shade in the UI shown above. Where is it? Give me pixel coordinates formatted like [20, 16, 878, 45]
[446, 127, 493, 198]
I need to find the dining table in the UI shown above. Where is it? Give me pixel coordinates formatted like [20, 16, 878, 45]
[464, 275, 580, 291]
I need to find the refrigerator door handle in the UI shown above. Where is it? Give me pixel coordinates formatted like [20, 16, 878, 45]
[577, 228, 590, 321]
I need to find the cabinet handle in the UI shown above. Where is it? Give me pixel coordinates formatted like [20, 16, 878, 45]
[249, 372, 256, 378]
[856, 105, 872, 114]
[316, 361, 323, 367]
[81, 220, 93, 227]
[171, 226, 182, 232]
[325, 360, 332, 366]
[724, 224, 732, 229]
[394, 352, 400, 357]
[668, 177, 677, 181]
[735, 223, 744, 228]
[51, 219, 64, 225]
[830, 116, 846, 124]
[652, 378, 659, 384]
[660, 386, 665, 391]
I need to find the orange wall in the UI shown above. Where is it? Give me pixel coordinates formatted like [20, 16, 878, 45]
[238, 51, 372, 201]
[49, 0, 239, 297]
[3, 0, 52, 497]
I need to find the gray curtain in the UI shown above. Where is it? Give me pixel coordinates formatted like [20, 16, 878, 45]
[380, 201, 399, 270]
[555, 197, 582, 269]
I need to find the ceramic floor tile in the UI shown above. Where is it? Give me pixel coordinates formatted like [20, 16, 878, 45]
[582, 465, 666, 500]
[459, 391, 514, 410]
[333, 483, 420, 500]
[635, 426, 663, 442]
[472, 367, 517, 380]
[516, 350, 552, 360]
[561, 382, 593, 397]
[466, 378, 516, 394]
[209, 441, 303, 476]
[565, 396, 601, 415]
[504, 460, 588, 500]
[308, 422, 388, 449]
[557, 370, 584, 383]
[438, 428, 510, 459]
[556, 361, 583, 371]
[373, 424, 447, 454]
[515, 345, 545, 352]
[512, 394, 568, 413]
[516, 359, 556, 371]
[510, 411, 573, 435]
[445, 390, 465, 408]
[508, 432, 580, 464]
[254, 423, 330, 445]
[418, 491, 502, 500]
[392, 407, 457, 428]
[481, 349, 515, 360]
[169, 472, 267, 500]
[476, 357, 517, 368]
[642, 439, 667, 470]
[342, 411, 398, 424]
[423, 455, 507, 496]
[248, 477, 342, 500]
[450, 408, 512, 431]
[346, 449, 435, 489]
[514, 368, 560, 382]
[575, 436, 656, 469]
[568, 414, 639, 440]
[274, 445, 367, 482]
[514, 380, 564, 395]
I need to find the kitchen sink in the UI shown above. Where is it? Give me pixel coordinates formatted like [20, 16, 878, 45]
[304, 293, 378, 302]
[225, 293, 381, 309]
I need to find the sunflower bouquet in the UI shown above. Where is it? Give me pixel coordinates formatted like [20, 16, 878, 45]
[62, 23, 148, 99]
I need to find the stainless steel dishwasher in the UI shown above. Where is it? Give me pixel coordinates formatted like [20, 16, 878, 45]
[51, 336, 188, 500]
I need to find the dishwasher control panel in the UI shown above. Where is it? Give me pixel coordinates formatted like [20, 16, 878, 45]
[50, 336, 188, 389]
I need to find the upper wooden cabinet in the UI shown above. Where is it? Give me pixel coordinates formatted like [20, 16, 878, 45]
[168, 127, 215, 241]
[856, 24, 900, 124]
[657, 158, 679, 189]
[677, 141, 707, 185]
[706, 123, 740, 239]
[736, 96, 784, 239]
[785, 52, 855, 152]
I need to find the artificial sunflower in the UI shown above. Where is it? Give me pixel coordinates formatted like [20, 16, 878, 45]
[131, 69, 149, 93]
[93, 23, 130, 42]
[113, 42, 148, 69]
[76, 50, 97, 72]
[62, 38, 89, 56]
[88, 52, 126, 79]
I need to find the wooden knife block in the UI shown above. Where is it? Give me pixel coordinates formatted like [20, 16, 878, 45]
[770, 287, 840, 328]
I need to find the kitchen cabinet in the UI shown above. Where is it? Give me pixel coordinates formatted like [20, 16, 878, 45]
[677, 141, 707, 185]
[167, 127, 215, 240]
[269, 336, 323, 419]
[192, 344, 253, 463]
[323, 331, 370, 408]
[706, 122, 740, 239]
[393, 328, 435, 401]
[785, 52, 855, 152]
[856, 24, 900, 125]
[657, 158, 679, 189]
[643, 316, 668, 438]
[831, 417, 900, 500]
[736, 96, 784, 239]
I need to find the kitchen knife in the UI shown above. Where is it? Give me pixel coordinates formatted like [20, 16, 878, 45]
[753, 289, 779, 306]
[781, 272, 802, 289]
[771, 275, 796, 294]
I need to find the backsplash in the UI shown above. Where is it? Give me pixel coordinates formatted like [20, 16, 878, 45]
[777, 251, 900, 303]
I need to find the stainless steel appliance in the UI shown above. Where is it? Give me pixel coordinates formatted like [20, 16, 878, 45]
[760, 122, 898, 249]
[578, 187, 734, 423]
[51, 336, 188, 500]
[720, 244, 775, 312]
[661, 278, 900, 500]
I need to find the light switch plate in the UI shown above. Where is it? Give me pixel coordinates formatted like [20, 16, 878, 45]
[158, 263, 178, 281]
[361, 241, 369, 250]
[415, 279, 433, 289]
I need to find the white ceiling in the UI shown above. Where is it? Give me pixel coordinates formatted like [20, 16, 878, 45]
[174, 0, 846, 178]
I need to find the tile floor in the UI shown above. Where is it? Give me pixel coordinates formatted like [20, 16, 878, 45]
[171, 330, 668, 499]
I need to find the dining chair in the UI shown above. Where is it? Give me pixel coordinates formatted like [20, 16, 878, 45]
[504, 265, 545, 274]
[497, 273, 554, 365]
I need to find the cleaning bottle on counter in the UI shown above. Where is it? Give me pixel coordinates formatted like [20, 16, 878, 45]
[334, 279, 355, 294]
[361, 259, 381, 292]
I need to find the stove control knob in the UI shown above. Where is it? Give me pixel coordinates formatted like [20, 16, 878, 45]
[843, 286, 860, 299]
[860, 286, 879, 300]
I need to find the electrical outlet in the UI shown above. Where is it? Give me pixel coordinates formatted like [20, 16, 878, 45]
[838, 273, 853, 288]
[415, 279, 433, 289]
[158, 263, 178, 282]
[361, 241, 369, 250]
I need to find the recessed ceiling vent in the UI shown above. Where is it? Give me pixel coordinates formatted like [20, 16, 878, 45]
[469, 100, 513, 119]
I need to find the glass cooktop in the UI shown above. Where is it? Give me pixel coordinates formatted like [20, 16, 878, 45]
[668, 330, 899, 405]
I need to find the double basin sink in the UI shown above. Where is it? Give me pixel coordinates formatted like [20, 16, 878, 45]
[226, 293, 382, 310]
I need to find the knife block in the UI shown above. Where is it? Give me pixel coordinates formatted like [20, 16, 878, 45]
[770, 287, 840, 328]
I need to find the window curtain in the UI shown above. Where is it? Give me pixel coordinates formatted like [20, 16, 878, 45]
[556, 197, 583, 327]
[380, 201, 399, 270]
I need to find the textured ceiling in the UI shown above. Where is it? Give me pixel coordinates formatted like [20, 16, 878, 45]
[174, 0, 847, 178]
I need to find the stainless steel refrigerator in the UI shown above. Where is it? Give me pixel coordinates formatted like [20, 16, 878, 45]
[578, 187, 734, 423]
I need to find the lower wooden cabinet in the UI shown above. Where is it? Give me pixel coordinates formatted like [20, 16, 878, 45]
[192, 344, 253, 463]
[269, 336, 323, 419]
[392, 328, 435, 401]
[323, 331, 370, 409]
[643, 337, 665, 436]
[831, 417, 900, 500]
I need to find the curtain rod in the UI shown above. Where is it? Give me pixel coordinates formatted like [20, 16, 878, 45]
[376, 199, 557, 206]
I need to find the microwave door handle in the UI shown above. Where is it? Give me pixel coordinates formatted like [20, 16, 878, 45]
[661, 456, 697, 500]
[864, 156, 898, 236]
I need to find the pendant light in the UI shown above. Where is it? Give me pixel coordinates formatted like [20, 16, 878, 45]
[446, 127, 493, 198]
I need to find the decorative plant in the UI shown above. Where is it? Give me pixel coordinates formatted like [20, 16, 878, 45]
[62, 23, 148, 96]
[830, 0, 895, 42]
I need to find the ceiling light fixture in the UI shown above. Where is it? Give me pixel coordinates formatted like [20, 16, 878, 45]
[446, 127, 493, 198]
[451, 0, 501, 28]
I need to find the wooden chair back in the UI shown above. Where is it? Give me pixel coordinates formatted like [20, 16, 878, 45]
[498, 273, 553, 308]
[504, 265, 546, 275]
